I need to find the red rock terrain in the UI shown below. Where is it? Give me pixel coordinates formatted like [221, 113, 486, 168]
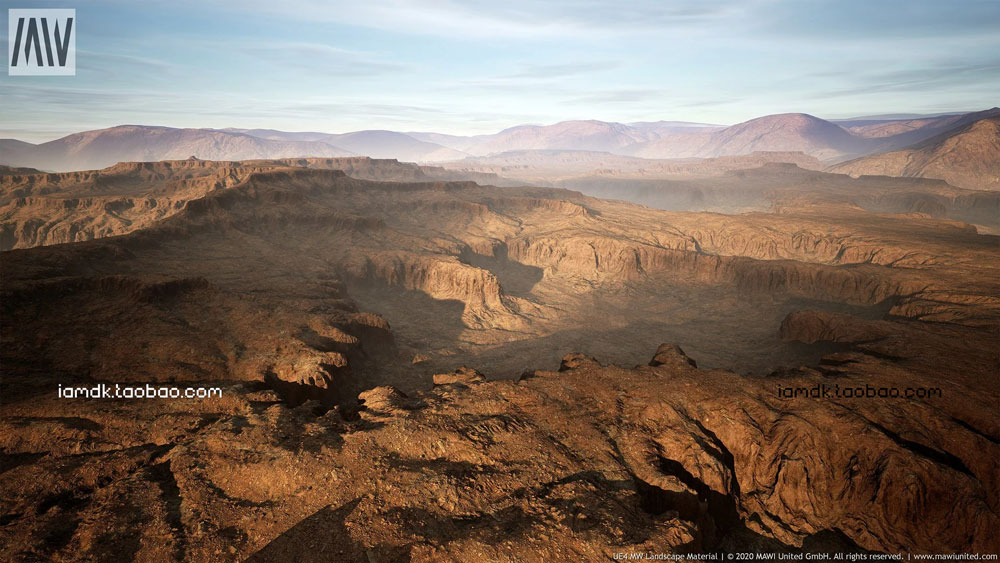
[0, 157, 507, 250]
[1, 160, 998, 559]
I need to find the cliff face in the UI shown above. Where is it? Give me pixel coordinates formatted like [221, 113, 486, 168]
[0, 158, 508, 250]
[344, 251, 529, 331]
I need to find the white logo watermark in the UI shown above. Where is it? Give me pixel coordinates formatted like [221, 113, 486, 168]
[58, 383, 223, 400]
[8, 9, 76, 76]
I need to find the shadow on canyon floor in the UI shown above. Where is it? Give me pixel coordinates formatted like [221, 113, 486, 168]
[348, 271, 895, 394]
[458, 244, 545, 299]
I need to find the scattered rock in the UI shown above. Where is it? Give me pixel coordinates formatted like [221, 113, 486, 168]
[559, 353, 600, 371]
[432, 367, 486, 386]
[649, 344, 698, 369]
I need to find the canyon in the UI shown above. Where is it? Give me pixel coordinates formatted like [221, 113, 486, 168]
[4, 0, 997, 556]
[1, 155, 998, 559]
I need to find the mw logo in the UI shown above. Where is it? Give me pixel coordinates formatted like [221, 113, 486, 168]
[8, 9, 76, 76]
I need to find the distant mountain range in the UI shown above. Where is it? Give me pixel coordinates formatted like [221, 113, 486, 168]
[626, 113, 858, 161]
[2, 109, 997, 188]
[0, 126, 353, 172]
[829, 116, 1000, 191]
[217, 128, 469, 162]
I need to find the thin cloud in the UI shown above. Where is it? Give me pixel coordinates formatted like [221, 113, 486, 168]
[570, 89, 668, 104]
[241, 42, 409, 76]
[814, 62, 1000, 99]
[190, 0, 759, 38]
[506, 61, 622, 79]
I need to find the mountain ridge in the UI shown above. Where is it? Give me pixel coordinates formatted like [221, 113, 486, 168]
[0, 125, 354, 172]
[3, 109, 995, 172]
[828, 116, 1000, 191]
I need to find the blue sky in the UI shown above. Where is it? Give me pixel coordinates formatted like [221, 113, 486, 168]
[2, 0, 999, 142]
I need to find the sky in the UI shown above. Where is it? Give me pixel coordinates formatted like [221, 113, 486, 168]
[1, 0, 999, 142]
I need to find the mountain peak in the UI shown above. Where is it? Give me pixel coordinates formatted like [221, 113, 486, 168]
[829, 116, 1000, 190]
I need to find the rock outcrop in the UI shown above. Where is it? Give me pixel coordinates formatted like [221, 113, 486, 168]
[2, 338, 996, 559]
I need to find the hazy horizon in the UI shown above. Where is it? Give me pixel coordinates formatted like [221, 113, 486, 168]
[2, 0, 999, 143]
[3, 108, 997, 146]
